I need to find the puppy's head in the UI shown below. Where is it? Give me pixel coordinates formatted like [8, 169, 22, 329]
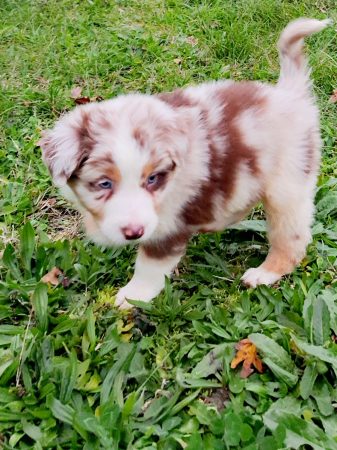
[40, 94, 196, 246]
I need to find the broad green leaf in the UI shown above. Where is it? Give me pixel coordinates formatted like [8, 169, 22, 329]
[292, 336, 337, 370]
[176, 368, 221, 388]
[312, 379, 333, 416]
[59, 349, 78, 403]
[22, 420, 42, 442]
[9, 433, 24, 447]
[0, 325, 24, 335]
[191, 343, 231, 378]
[320, 290, 337, 335]
[276, 413, 337, 449]
[262, 358, 298, 387]
[20, 221, 35, 272]
[264, 398, 337, 450]
[32, 283, 48, 332]
[316, 191, 337, 219]
[86, 306, 96, 350]
[2, 244, 22, 281]
[303, 294, 330, 345]
[51, 318, 79, 335]
[321, 415, 337, 438]
[169, 389, 201, 416]
[249, 333, 299, 386]
[300, 364, 318, 400]
[47, 396, 74, 425]
[74, 411, 116, 448]
[186, 432, 203, 449]
[229, 220, 267, 232]
[224, 412, 243, 446]
[100, 343, 136, 404]
[122, 391, 138, 420]
[0, 410, 26, 421]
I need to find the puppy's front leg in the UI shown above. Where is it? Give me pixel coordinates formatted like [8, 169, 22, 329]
[115, 245, 185, 310]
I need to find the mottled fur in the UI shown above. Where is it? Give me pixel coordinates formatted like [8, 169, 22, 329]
[40, 18, 330, 308]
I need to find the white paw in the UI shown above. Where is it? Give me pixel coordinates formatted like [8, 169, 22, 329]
[115, 282, 161, 310]
[241, 267, 281, 288]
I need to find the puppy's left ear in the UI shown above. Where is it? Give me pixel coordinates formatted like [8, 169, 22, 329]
[39, 110, 93, 186]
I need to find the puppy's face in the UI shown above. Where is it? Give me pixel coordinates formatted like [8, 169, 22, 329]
[40, 95, 194, 246]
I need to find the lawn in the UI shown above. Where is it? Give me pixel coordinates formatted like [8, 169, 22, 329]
[1, 0, 337, 448]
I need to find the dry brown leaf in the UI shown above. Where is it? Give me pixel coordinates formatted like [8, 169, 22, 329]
[74, 96, 91, 105]
[230, 338, 263, 378]
[41, 267, 63, 286]
[329, 89, 337, 103]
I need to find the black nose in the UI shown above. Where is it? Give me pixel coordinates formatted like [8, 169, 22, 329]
[121, 226, 145, 240]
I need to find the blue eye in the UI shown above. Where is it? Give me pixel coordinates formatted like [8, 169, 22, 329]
[147, 174, 158, 185]
[98, 180, 113, 189]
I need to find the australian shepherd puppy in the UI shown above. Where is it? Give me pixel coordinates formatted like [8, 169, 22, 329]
[40, 18, 330, 309]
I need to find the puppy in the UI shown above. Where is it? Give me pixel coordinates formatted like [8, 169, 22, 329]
[40, 18, 330, 309]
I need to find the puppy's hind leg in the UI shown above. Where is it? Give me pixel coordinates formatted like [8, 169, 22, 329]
[241, 189, 314, 288]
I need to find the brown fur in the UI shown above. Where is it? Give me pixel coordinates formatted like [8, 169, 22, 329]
[303, 130, 318, 175]
[142, 231, 190, 259]
[180, 83, 264, 227]
[158, 90, 195, 108]
[133, 127, 148, 147]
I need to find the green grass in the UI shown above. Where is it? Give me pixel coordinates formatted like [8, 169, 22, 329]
[1, 0, 337, 448]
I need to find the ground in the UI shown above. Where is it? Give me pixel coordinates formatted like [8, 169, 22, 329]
[1, 0, 337, 449]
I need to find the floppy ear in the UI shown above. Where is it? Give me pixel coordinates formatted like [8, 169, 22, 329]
[39, 110, 94, 186]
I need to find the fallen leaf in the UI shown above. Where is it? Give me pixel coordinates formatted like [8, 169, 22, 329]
[41, 267, 63, 286]
[329, 89, 337, 103]
[231, 338, 263, 378]
[74, 96, 91, 105]
[70, 86, 82, 99]
[173, 58, 182, 65]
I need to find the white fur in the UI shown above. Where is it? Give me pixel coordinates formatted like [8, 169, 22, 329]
[241, 267, 281, 288]
[115, 249, 182, 309]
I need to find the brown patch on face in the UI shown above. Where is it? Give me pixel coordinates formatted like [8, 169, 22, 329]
[157, 89, 194, 108]
[133, 127, 148, 147]
[182, 82, 264, 226]
[142, 160, 176, 194]
[68, 154, 121, 217]
[142, 162, 156, 182]
[142, 231, 190, 259]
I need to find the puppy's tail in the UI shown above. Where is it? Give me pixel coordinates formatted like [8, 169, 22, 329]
[277, 18, 331, 92]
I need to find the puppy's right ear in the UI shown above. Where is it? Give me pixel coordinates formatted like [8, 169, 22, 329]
[39, 111, 93, 186]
